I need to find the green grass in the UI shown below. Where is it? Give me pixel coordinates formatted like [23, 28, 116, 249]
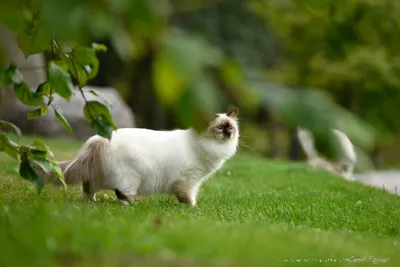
[0, 136, 399, 267]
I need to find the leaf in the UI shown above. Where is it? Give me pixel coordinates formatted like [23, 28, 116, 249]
[0, 120, 21, 137]
[19, 145, 47, 162]
[19, 140, 50, 161]
[31, 140, 54, 158]
[50, 160, 66, 188]
[48, 62, 74, 101]
[92, 43, 108, 52]
[36, 82, 52, 95]
[17, 17, 51, 57]
[87, 89, 112, 106]
[83, 101, 114, 125]
[0, 133, 19, 160]
[54, 106, 73, 134]
[83, 101, 116, 139]
[70, 46, 101, 82]
[90, 115, 114, 139]
[6, 63, 23, 84]
[33, 158, 53, 174]
[19, 158, 45, 194]
[28, 106, 49, 120]
[14, 81, 45, 106]
[72, 47, 96, 66]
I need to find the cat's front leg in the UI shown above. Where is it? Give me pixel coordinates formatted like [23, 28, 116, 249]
[172, 179, 201, 206]
[115, 189, 136, 205]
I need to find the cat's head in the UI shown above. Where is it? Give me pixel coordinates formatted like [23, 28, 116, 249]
[206, 109, 239, 142]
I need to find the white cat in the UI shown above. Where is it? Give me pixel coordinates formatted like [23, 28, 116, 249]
[297, 127, 357, 179]
[46, 110, 239, 205]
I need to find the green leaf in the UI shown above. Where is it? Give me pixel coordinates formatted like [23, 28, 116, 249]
[33, 158, 53, 174]
[36, 82, 52, 95]
[0, 120, 21, 137]
[86, 89, 112, 106]
[7, 63, 23, 84]
[83, 101, 115, 125]
[19, 158, 45, 194]
[72, 47, 96, 66]
[14, 81, 45, 106]
[83, 101, 116, 139]
[54, 106, 73, 134]
[48, 61, 74, 101]
[70, 46, 101, 82]
[27, 106, 49, 120]
[0, 133, 19, 160]
[0, 2, 24, 33]
[90, 115, 114, 139]
[69, 60, 88, 87]
[50, 160, 66, 188]
[17, 17, 51, 57]
[92, 43, 108, 52]
[31, 140, 54, 158]
[19, 141, 50, 161]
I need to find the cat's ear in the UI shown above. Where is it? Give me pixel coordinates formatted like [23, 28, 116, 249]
[226, 109, 238, 118]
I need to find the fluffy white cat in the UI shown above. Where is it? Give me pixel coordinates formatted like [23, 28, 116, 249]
[46, 110, 239, 205]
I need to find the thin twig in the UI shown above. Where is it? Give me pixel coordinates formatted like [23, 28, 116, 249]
[47, 36, 55, 107]
[68, 53, 93, 120]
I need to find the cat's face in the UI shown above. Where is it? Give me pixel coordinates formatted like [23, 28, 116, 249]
[207, 109, 239, 142]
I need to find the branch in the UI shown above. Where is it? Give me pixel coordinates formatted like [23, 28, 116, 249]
[68, 54, 93, 120]
[47, 36, 55, 107]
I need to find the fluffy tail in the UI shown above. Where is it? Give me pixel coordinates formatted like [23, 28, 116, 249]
[297, 127, 357, 177]
[332, 129, 357, 175]
[41, 136, 110, 186]
[297, 127, 319, 161]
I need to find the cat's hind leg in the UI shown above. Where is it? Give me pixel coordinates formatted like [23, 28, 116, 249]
[172, 179, 201, 206]
[82, 181, 97, 202]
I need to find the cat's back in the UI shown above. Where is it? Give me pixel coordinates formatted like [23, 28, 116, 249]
[111, 127, 189, 151]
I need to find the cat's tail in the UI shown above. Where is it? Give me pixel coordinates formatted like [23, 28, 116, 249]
[297, 127, 319, 161]
[297, 127, 357, 177]
[332, 129, 357, 176]
[40, 136, 110, 186]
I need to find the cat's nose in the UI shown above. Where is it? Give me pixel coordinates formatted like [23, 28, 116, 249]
[223, 128, 233, 135]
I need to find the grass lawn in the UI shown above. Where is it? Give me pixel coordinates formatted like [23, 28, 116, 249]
[0, 135, 399, 267]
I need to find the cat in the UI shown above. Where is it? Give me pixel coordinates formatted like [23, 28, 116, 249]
[42, 109, 239, 205]
[297, 127, 357, 179]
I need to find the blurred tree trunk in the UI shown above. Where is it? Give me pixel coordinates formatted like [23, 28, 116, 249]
[370, 147, 382, 168]
[127, 50, 168, 130]
[257, 107, 279, 158]
[288, 127, 301, 161]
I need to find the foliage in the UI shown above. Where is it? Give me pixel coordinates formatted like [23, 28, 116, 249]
[0, 137, 399, 266]
[0, 0, 376, 192]
[251, 0, 400, 142]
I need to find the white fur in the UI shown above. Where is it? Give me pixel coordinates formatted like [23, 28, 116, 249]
[78, 114, 239, 205]
[297, 127, 357, 179]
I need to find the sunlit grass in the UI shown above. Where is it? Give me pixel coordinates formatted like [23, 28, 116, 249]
[0, 136, 399, 266]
